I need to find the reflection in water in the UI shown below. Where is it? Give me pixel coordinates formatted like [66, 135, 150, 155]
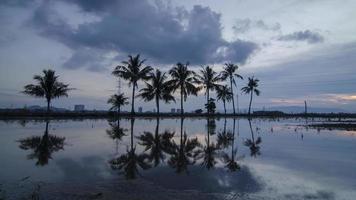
[17, 121, 65, 166]
[222, 119, 242, 172]
[199, 118, 220, 170]
[244, 119, 262, 157]
[167, 118, 201, 173]
[137, 118, 174, 166]
[109, 118, 151, 179]
[106, 119, 127, 154]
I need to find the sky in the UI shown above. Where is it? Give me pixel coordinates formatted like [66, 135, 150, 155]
[0, 0, 356, 112]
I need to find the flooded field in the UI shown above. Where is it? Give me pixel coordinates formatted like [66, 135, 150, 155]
[0, 117, 355, 200]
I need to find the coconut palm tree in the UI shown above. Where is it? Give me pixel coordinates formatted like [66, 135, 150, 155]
[216, 85, 233, 114]
[137, 118, 175, 166]
[167, 62, 199, 115]
[220, 63, 243, 115]
[244, 119, 262, 157]
[139, 69, 175, 114]
[23, 69, 71, 113]
[107, 93, 129, 115]
[17, 121, 65, 166]
[112, 54, 153, 114]
[195, 66, 221, 114]
[241, 77, 260, 115]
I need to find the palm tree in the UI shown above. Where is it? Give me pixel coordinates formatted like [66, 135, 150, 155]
[222, 119, 242, 172]
[106, 119, 127, 154]
[217, 118, 234, 149]
[137, 118, 174, 166]
[220, 63, 243, 115]
[216, 85, 233, 114]
[109, 118, 151, 179]
[195, 66, 221, 114]
[199, 118, 220, 170]
[112, 54, 153, 114]
[17, 121, 65, 166]
[139, 69, 175, 114]
[167, 62, 199, 115]
[107, 93, 129, 115]
[23, 69, 71, 113]
[241, 77, 260, 115]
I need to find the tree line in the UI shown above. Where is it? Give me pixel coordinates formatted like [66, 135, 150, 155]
[23, 54, 260, 115]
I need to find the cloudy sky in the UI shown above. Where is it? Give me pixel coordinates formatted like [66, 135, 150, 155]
[0, 0, 356, 112]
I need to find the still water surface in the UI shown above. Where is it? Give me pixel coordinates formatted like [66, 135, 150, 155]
[0, 118, 355, 199]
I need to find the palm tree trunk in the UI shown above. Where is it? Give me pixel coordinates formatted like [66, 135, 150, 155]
[46, 99, 50, 114]
[130, 118, 134, 151]
[157, 98, 160, 115]
[236, 94, 239, 114]
[248, 92, 253, 115]
[207, 88, 210, 114]
[223, 100, 226, 114]
[180, 87, 184, 115]
[230, 77, 235, 115]
[131, 83, 136, 115]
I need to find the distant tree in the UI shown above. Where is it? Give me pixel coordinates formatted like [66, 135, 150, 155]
[216, 85, 233, 114]
[167, 62, 199, 115]
[195, 66, 221, 114]
[204, 98, 216, 114]
[107, 93, 129, 115]
[220, 63, 243, 114]
[23, 69, 71, 113]
[139, 69, 175, 114]
[241, 77, 260, 115]
[112, 54, 153, 114]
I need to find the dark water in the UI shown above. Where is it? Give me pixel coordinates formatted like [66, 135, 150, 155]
[0, 117, 355, 199]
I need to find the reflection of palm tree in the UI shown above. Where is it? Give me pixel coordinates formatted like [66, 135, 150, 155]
[106, 119, 127, 154]
[167, 118, 200, 173]
[222, 119, 241, 172]
[137, 118, 174, 166]
[195, 66, 221, 114]
[112, 54, 153, 114]
[241, 77, 260, 115]
[18, 121, 65, 166]
[217, 118, 234, 149]
[167, 62, 199, 115]
[199, 118, 220, 170]
[109, 118, 151, 179]
[244, 119, 262, 157]
[22, 69, 71, 114]
[139, 69, 175, 114]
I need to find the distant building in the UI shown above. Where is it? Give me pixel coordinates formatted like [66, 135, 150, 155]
[138, 107, 143, 113]
[74, 105, 85, 111]
[171, 108, 176, 113]
[177, 108, 182, 113]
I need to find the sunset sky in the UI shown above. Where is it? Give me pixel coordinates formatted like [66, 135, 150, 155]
[1, 0, 356, 112]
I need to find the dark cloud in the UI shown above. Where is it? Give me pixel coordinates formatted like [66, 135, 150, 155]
[233, 18, 281, 33]
[278, 30, 324, 44]
[28, 0, 258, 70]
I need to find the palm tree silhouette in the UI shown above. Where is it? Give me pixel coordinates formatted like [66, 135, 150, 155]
[217, 118, 234, 149]
[199, 118, 220, 170]
[216, 85, 233, 114]
[17, 121, 65, 166]
[244, 119, 262, 157]
[241, 77, 260, 115]
[139, 69, 175, 114]
[195, 66, 221, 114]
[112, 54, 153, 114]
[167, 118, 201, 173]
[137, 118, 175, 166]
[222, 119, 242, 172]
[220, 63, 243, 115]
[109, 118, 151, 179]
[106, 119, 127, 154]
[107, 93, 129, 115]
[167, 62, 199, 115]
[22, 69, 71, 114]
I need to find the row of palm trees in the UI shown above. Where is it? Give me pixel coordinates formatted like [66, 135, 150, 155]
[110, 54, 260, 115]
[22, 54, 260, 115]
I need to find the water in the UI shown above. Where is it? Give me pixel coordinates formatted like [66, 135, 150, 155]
[0, 117, 355, 199]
